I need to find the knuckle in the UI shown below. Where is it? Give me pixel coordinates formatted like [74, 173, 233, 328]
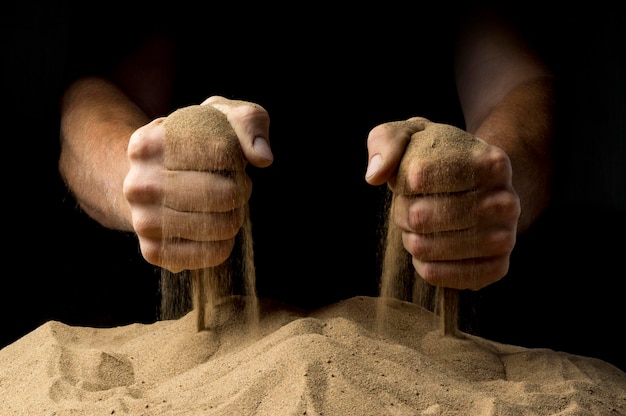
[486, 229, 517, 254]
[404, 233, 430, 259]
[139, 241, 162, 266]
[486, 147, 512, 178]
[128, 130, 161, 160]
[478, 191, 520, 221]
[132, 214, 162, 238]
[407, 205, 430, 231]
[124, 176, 162, 204]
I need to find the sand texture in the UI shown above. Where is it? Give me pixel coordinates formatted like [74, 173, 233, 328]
[1, 296, 625, 415]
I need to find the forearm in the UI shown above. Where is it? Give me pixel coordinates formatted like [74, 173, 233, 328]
[472, 78, 555, 233]
[59, 77, 150, 231]
[455, 8, 555, 234]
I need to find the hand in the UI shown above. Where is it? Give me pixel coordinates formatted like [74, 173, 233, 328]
[123, 97, 272, 272]
[365, 117, 520, 290]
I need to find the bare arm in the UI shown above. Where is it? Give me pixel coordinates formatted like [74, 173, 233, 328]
[59, 32, 174, 230]
[59, 77, 149, 230]
[454, 8, 555, 233]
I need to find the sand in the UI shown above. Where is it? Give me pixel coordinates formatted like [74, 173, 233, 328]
[1, 295, 625, 415]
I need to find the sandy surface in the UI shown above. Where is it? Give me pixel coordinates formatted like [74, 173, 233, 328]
[1, 296, 625, 415]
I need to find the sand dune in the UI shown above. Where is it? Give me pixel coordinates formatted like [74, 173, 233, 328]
[1, 296, 625, 415]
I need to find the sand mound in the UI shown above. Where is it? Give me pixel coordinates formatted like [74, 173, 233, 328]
[1, 296, 624, 415]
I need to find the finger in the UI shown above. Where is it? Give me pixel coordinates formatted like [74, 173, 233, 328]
[394, 187, 520, 235]
[412, 255, 511, 290]
[365, 117, 430, 186]
[124, 168, 251, 212]
[401, 224, 516, 262]
[203, 96, 273, 168]
[163, 170, 252, 212]
[393, 191, 479, 234]
[133, 206, 245, 241]
[139, 236, 236, 272]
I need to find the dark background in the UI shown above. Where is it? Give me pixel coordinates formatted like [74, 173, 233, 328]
[2, 2, 624, 372]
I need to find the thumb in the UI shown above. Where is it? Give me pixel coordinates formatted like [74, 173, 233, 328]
[202, 96, 273, 168]
[365, 117, 429, 186]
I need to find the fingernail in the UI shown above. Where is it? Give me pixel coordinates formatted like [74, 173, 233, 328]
[253, 137, 274, 162]
[365, 154, 383, 179]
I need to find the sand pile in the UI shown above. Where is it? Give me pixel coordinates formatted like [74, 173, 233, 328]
[1, 296, 625, 415]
